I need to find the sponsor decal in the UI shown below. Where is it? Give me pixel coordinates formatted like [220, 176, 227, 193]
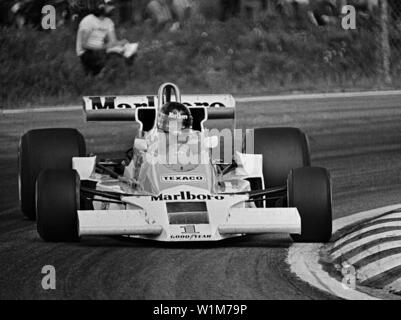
[170, 224, 212, 240]
[151, 191, 224, 201]
[168, 112, 188, 119]
[89, 96, 153, 109]
[161, 175, 205, 182]
[170, 234, 212, 240]
[183, 102, 225, 108]
[88, 96, 226, 110]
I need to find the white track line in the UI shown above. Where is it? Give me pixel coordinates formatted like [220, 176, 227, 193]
[236, 90, 401, 103]
[346, 241, 401, 266]
[333, 220, 401, 249]
[331, 230, 401, 261]
[288, 204, 401, 300]
[357, 253, 401, 282]
[2, 90, 401, 115]
[2, 105, 81, 115]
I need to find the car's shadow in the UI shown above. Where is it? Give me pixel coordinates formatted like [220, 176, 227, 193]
[77, 234, 292, 249]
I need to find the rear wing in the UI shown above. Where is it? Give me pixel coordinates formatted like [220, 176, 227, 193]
[82, 94, 235, 121]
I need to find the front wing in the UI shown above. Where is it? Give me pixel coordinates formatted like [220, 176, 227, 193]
[77, 207, 301, 241]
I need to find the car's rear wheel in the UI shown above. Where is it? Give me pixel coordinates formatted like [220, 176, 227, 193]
[253, 127, 310, 188]
[36, 170, 80, 242]
[251, 127, 310, 207]
[288, 167, 332, 243]
[19, 128, 86, 220]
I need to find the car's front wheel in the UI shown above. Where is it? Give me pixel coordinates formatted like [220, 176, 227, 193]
[36, 170, 80, 242]
[288, 167, 332, 243]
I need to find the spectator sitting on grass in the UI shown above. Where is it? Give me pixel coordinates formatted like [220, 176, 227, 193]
[76, 0, 139, 76]
[146, 0, 193, 32]
[170, 0, 193, 30]
[145, 0, 173, 32]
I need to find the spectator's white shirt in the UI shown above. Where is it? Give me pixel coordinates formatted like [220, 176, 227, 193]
[76, 14, 115, 56]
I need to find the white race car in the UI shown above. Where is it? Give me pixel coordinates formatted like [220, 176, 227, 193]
[18, 83, 332, 243]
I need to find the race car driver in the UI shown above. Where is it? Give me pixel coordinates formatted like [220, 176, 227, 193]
[157, 102, 193, 135]
[123, 102, 196, 192]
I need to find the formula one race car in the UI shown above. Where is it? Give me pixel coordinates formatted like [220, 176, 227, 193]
[18, 83, 332, 243]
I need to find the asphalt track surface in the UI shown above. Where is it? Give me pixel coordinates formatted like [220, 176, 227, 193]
[1, 94, 401, 299]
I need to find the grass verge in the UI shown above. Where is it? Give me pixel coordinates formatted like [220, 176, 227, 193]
[1, 14, 400, 108]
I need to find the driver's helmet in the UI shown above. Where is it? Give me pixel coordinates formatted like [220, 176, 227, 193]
[157, 102, 193, 134]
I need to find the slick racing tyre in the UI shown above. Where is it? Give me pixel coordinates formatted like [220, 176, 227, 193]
[253, 127, 310, 188]
[288, 167, 332, 243]
[19, 128, 86, 220]
[36, 170, 80, 242]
